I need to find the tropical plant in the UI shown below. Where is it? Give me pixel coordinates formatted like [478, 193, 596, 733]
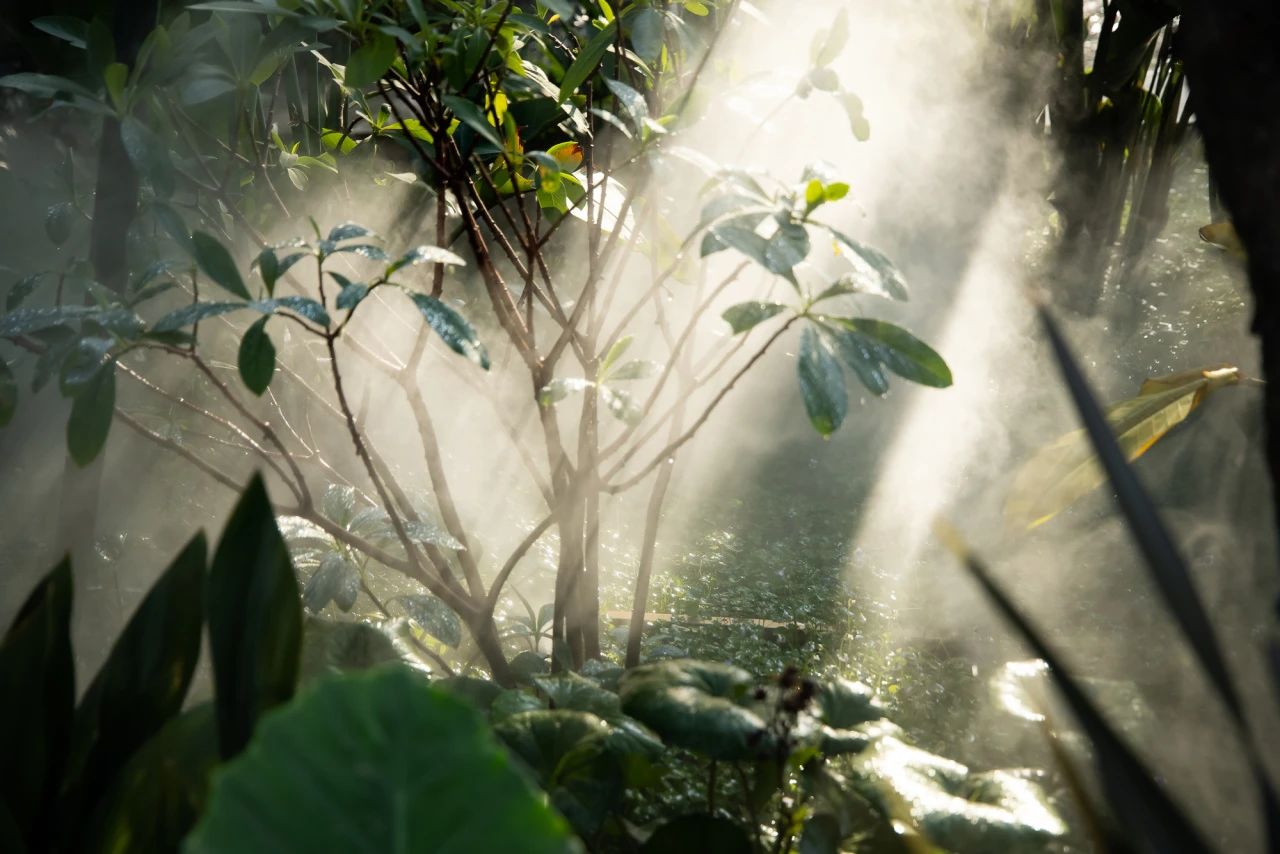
[0, 0, 953, 686]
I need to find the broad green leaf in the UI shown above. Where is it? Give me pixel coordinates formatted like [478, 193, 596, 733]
[45, 203, 73, 245]
[722, 301, 786, 334]
[600, 385, 642, 425]
[641, 816, 753, 854]
[605, 360, 660, 381]
[396, 594, 462, 647]
[252, 295, 331, 326]
[206, 475, 301, 760]
[78, 704, 219, 853]
[797, 327, 846, 436]
[702, 223, 769, 269]
[67, 365, 116, 466]
[0, 560, 74, 846]
[343, 33, 396, 89]
[0, 360, 16, 426]
[0, 72, 101, 103]
[532, 672, 622, 719]
[298, 617, 424, 683]
[32, 16, 89, 49]
[828, 229, 908, 300]
[1006, 366, 1240, 529]
[191, 232, 250, 300]
[151, 301, 245, 333]
[406, 292, 489, 369]
[184, 669, 575, 853]
[386, 244, 466, 275]
[0, 304, 110, 337]
[237, 316, 275, 395]
[597, 335, 632, 379]
[436, 676, 504, 712]
[63, 536, 206, 829]
[302, 553, 359, 613]
[327, 222, 372, 243]
[59, 337, 114, 397]
[558, 21, 618, 102]
[603, 78, 647, 130]
[628, 8, 666, 64]
[816, 679, 885, 728]
[441, 95, 504, 149]
[841, 318, 949, 385]
[538, 377, 594, 406]
[619, 660, 771, 761]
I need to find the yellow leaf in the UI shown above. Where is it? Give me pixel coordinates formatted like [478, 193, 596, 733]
[1005, 366, 1241, 529]
[1199, 222, 1246, 258]
[547, 141, 583, 171]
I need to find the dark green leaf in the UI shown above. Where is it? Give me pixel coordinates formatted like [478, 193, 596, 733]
[237, 315, 275, 395]
[151, 301, 245, 333]
[832, 318, 951, 388]
[396, 594, 462, 647]
[0, 304, 105, 337]
[603, 78, 647, 130]
[532, 672, 622, 719]
[63, 536, 207, 828]
[252, 296, 330, 326]
[441, 95, 504, 149]
[619, 660, 770, 760]
[437, 676, 504, 712]
[45, 203, 73, 246]
[641, 815, 753, 854]
[302, 553, 359, 613]
[722, 301, 786, 335]
[765, 220, 811, 279]
[206, 475, 301, 759]
[184, 669, 575, 853]
[0, 560, 73, 845]
[327, 222, 372, 243]
[7, 273, 47, 311]
[332, 243, 390, 262]
[628, 9, 666, 64]
[558, 21, 618, 102]
[191, 232, 251, 300]
[829, 229, 908, 300]
[32, 16, 89, 49]
[344, 33, 396, 89]
[298, 617, 420, 682]
[406, 292, 489, 369]
[67, 365, 115, 466]
[816, 678, 885, 728]
[797, 327, 846, 436]
[334, 277, 369, 311]
[59, 337, 113, 397]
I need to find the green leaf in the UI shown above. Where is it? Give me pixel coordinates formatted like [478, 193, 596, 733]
[641, 815, 753, 854]
[237, 315, 275, 396]
[206, 475, 301, 760]
[327, 222, 373, 243]
[558, 21, 618, 102]
[619, 660, 770, 760]
[722, 301, 786, 335]
[7, 272, 47, 311]
[0, 304, 105, 337]
[63, 536, 207, 829]
[335, 278, 369, 311]
[32, 16, 89, 49]
[396, 594, 462, 647]
[538, 377, 594, 406]
[298, 617, 421, 683]
[628, 9, 665, 64]
[765, 220, 811, 279]
[406, 292, 489, 369]
[184, 668, 576, 853]
[597, 334, 632, 379]
[67, 365, 116, 466]
[797, 327, 846, 436]
[387, 244, 466, 275]
[532, 672, 622, 719]
[605, 360, 660, 381]
[811, 8, 849, 67]
[816, 679, 885, 728]
[828, 229, 908, 300]
[78, 704, 219, 853]
[302, 553, 359, 613]
[0, 360, 16, 427]
[252, 296, 330, 326]
[45, 203, 73, 246]
[151, 301, 245, 333]
[830, 318, 951, 389]
[343, 33, 396, 89]
[603, 78, 647, 130]
[0, 560, 74, 846]
[191, 232, 251, 300]
[600, 385, 642, 425]
[441, 95, 504, 149]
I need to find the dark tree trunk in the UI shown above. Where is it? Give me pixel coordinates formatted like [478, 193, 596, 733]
[1179, 2, 1280, 572]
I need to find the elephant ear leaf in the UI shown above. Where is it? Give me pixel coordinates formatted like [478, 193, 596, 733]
[1005, 365, 1240, 529]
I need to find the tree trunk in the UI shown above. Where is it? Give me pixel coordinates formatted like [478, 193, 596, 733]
[1179, 1, 1280, 570]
